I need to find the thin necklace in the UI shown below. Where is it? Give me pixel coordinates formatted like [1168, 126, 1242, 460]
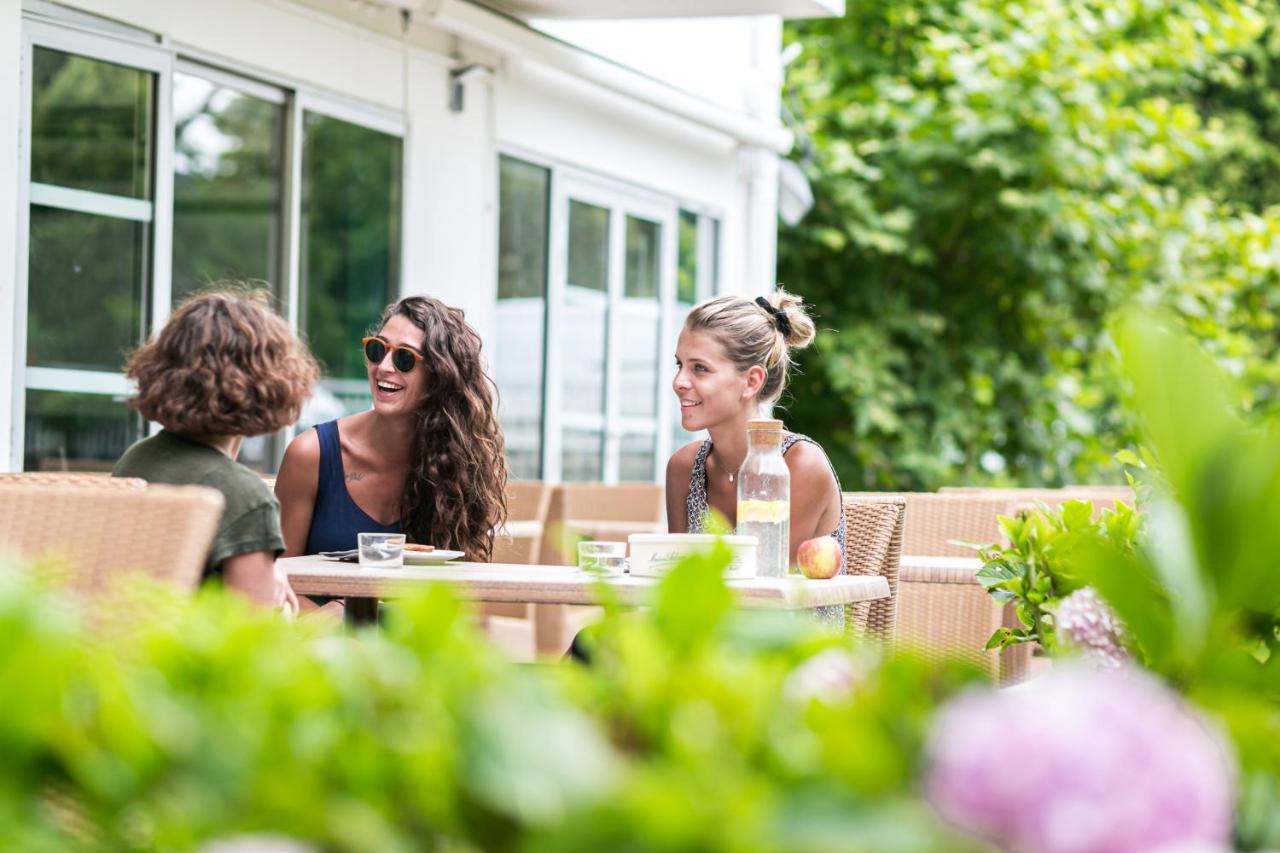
[712, 446, 739, 485]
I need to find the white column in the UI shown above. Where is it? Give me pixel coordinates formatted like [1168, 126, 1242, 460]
[0, 3, 23, 470]
[738, 15, 784, 298]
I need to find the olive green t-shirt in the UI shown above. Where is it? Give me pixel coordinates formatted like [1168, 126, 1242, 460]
[113, 431, 285, 578]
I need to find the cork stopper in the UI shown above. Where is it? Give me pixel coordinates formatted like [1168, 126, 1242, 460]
[746, 418, 784, 445]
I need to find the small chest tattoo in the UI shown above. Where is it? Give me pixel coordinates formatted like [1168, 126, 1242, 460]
[344, 472, 365, 483]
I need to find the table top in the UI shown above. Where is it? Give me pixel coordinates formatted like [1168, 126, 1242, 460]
[281, 556, 890, 609]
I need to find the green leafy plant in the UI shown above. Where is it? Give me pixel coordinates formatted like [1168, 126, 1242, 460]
[1062, 311, 1280, 848]
[780, 0, 1280, 490]
[976, 498, 1144, 654]
[0, 547, 984, 852]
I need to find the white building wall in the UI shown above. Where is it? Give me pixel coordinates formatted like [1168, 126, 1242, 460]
[0, 1, 20, 468]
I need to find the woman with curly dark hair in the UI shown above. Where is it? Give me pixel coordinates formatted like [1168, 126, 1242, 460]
[275, 296, 508, 572]
[113, 289, 320, 612]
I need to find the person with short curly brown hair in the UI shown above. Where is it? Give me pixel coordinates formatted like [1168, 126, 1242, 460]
[113, 289, 320, 612]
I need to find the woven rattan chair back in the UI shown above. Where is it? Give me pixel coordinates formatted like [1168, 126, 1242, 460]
[851, 492, 1039, 682]
[0, 472, 147, 489]
[0, 484, 224, 607]
[539, 483, 665, 564]
[841, 496, 906, 647]
[937, 485, 1134, 515]
[493, 480, 553, 564]
[846, 492, 1020, 556]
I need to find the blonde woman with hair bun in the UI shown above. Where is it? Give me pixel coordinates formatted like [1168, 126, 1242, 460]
[666, 286, 845, 580]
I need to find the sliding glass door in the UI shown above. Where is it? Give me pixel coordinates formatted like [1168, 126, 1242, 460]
[543, 175, 676, 483]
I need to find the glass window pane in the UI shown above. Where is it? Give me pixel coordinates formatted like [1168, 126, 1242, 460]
[496, 156, 550, 479]
[618, 304, 658, 418]
[301, 112, 402, 391]
[624, 216, 659, 299]
[24, 389, 142, 472]
[562, 290, 607, 415]
[172, 73, 283, 302]
[563, 199, 609, 417]
[677, 209, 698, 304]
[709, 217, 721, 296]
[498, 156, 550, 299]
[567, 200, 609, 292]
[619, 432, 655, 482]
[620, 215, 661, 418]
[27, 206, 146, 371]
[30, 48, 152, 199]
[562, 428, 603, 482]
[671, 301, 701, 451]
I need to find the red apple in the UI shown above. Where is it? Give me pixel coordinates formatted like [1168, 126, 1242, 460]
[797, 536, 842, 579]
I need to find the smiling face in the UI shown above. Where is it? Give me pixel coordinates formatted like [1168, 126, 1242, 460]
[673, 328, 760, 432]
[367, 314, 428, 415]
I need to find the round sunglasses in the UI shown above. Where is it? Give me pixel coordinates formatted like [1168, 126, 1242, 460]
[362, 336, 424, 374]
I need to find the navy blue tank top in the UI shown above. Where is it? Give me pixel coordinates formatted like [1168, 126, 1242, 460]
[303, 420, 401, 554]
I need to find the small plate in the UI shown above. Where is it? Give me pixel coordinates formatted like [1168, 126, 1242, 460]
[403, 549, 465, 565]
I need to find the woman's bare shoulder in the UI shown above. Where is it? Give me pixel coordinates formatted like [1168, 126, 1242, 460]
[281, 425, 321, 465]
[667, 439, 704, 476]
[784, 438, 838, 486]
[277, 426, 321, 497]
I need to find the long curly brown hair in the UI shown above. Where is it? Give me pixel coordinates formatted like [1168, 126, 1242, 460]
[380, 296, 507, 560]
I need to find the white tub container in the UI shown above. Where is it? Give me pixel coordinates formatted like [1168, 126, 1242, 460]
[627, 533, 758, 579]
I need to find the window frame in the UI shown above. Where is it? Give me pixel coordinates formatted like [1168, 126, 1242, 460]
[14, 20, 174, 470]
[14, 12, 407, 471]
[495, 146, 726, 485]
[545, 172, 678, 484]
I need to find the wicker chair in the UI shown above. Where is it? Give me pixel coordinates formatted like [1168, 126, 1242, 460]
[492, 480, 553, 565]
[483, 481, 554, 661]
[846, 492, 1029, 682]
[538, 483, 665, 565]
[0, 483, 224, 610]
[0, 472, 146, 489]
[937, 485, 1134, 514]
[841, 495, 906, 647]
[530, 483, 665, 658]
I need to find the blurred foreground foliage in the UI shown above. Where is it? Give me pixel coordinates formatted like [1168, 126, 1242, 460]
[781, 0, 1280, 489]
[0, 552, 982, 852]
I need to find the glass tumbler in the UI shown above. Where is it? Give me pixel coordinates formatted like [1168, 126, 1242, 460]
[358, 532, 406, 568]
[577, 540, 627, 574]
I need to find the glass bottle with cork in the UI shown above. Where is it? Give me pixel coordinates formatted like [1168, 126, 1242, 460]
[736, 418, 790, 577]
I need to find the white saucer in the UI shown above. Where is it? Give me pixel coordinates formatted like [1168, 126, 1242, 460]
[403, 549, 465, 565]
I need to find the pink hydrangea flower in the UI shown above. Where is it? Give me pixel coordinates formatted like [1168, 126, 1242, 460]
[1055, 586, 1129, 669]
[925, 666, 1235, 853]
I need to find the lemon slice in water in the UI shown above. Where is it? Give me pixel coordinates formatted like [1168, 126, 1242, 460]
[737, 499, 789, 523]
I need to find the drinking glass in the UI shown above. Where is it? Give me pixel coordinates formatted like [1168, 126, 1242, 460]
[578, 540, 626, 574]
[358, 532, 406, 568]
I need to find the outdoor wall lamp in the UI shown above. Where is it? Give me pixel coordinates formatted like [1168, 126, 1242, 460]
[449, 63, 494, 112]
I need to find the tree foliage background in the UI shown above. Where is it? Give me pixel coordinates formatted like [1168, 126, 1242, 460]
[780, 0, 1280, 489]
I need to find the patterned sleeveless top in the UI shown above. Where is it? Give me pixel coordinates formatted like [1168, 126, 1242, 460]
[685, 433, 846, 550]
[686, 433, 847, 628]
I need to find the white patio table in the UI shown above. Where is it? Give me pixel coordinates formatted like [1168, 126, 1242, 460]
[281, 555, 890, 626]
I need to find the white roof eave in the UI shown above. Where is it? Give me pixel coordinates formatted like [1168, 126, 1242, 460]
[416, 0, 795, 153]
